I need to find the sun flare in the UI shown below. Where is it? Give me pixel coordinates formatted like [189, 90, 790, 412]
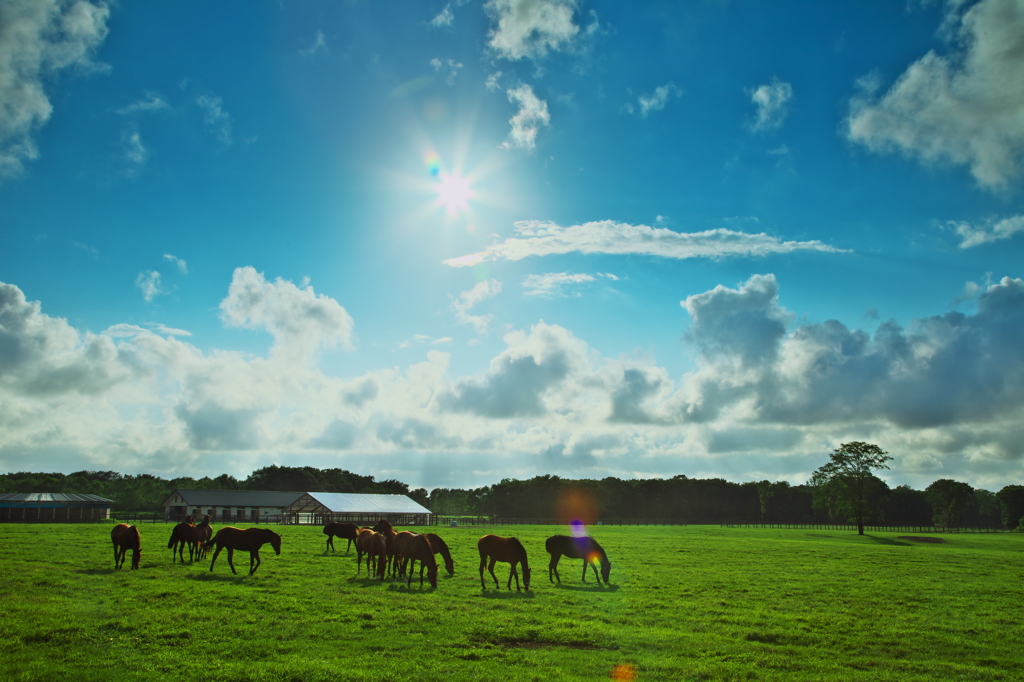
[435, 171, 474, 215]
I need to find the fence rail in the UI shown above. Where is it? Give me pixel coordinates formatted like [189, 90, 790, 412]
[721, 521, 1015, 533]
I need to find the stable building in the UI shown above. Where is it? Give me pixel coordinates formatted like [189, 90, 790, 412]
[161, 489, 303, 523]
[161, 489, 433, 525]
[282, 492, 433, 526]
[0, 493, 115, 522]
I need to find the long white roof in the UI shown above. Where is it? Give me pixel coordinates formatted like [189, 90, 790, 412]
[301, 492, 432, 514]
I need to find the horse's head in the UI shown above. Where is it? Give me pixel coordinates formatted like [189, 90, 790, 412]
[270, 532, 282, 555]
[601, 559, 611, 584]
[131, 550, 141, 570]
[522, 566, 531, 590]
[427, 566, 438, 588]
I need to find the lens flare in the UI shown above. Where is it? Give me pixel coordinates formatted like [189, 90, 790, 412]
[435, 171, 474, 215]
[424, 151, 442, 178]
[610, 664, 637, 681]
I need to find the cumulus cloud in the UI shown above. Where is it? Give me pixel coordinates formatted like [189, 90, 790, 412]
[485, 0, 580, 61]
[430, 57, 463, 85]
[747, 78, 793, 131]
[163, 254, 188, 274]
[300, 30, 328, 57]
[430, 3, 454, 28]
[445, 219, 846, 267]
[950, 214, 1024, 248]
[116, 92, 169, 116]
[845, 0, 1024, 188]
[0, 0, 111, 180]
[450, 279, 502, 334]
[219, 266, 354, 360]
[135, 271, 163, 302]
[501, 84, 550, 151]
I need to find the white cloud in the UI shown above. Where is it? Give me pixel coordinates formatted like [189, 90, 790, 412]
[845, 0, 1024, 188]
[636, 83, 681, 118]
[430, 57, 463, 85]
[163, 254, 189, 274]
[500, 84, 550, 151]
[450, 279, 503, 334]
[196, 94, 233, 146]
[135, 271, 163, 302]
[300, 30, 328, 56]
[485, 0, 580, 61]
[950, 214, 1024, 248]
[219, 266, 354, 361]
[430, 3, 454, 28]
[116, 92, 169, 116]
[122, 126, 147, 168]
[445, 219, 846, 267]
[0, 0, 110, 180]
[522, 271, 618, 296]
[486, 71, 503, 92]
[747, 78, 793, 131]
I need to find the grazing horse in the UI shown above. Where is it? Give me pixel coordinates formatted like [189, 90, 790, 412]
[371, 519, 399, 576]
[323, 521, 360, 553]
[167, 515, 196, 563]
[207, 527, 281, 576]
[478, 534, 531, 591]
[403, 534, 438, 588]
[545, 535, 611, 585]
[354, 528, 377, 576]
[423, 533, 455, 576]
[366, 532, 388, 581]
[111, 524, 141, 570]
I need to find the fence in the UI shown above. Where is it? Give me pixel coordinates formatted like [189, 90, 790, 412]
[721, 521, 1015, 533]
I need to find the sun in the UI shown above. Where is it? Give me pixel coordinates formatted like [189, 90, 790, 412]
[434, 171, 474, 215]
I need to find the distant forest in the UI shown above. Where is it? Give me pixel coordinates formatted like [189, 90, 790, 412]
[2, 465, 1023, 530]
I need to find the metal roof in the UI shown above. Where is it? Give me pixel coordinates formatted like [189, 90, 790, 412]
[291, 492, 432, 514]
[163, 489, 304, 508]
[0, 493, 115, 504]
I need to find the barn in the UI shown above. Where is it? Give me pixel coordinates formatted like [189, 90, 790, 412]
[162, 489, 433, 525]
[0, 493, 115, 522]
[282, 492, 433, 526]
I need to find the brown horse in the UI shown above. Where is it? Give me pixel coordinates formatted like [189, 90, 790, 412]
[167, 515, 196, 563]
[371, 519, 399, 576]
[545, 534, 611, 585]
[207, 527, 281, 575]
[403, 533, 438, 588]
[354, 528, 377, 576]
[111, 524, 141, 570]
[323, 521, 360, 553]
[423, 533, 455, 576]
[366, 532, 388, 581]
[478, 534, 531, 591]
[194, 515, 214, 560]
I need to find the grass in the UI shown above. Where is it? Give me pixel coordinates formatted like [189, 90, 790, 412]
[0, 523, 1021, 681]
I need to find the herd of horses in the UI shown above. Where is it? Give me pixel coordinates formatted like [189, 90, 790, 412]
[110, 517, 613, 589]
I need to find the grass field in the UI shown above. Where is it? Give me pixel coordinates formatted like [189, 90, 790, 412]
[1, 523, 1021, 681]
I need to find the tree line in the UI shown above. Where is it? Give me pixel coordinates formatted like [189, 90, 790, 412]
[2, 452, 1023, 530]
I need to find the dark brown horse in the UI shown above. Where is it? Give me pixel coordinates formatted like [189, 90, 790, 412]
[323, 521, 360, 553]
[366, 532, 388, 581]
[167, 515, 196, 563]
[371, 519, 399, 576]
[423, 533, 455, 576]
[111, 524, 141, 570]
[478, 534, 531, 591]
[207, 527, 281, 575]
[546, 534, 611, 585]
[402, 533, 438, 588]
[194, 515, 213, 560]
[354, 528, 377, 576]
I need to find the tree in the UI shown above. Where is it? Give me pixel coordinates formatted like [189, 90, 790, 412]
[996, 485, 1024, 530]
[924, 479, 975, 529]
[809, 441, 893, 535]
[755, 480, 774, 522]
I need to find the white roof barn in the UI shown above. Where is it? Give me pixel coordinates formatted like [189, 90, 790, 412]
[161, 489, 432, 525]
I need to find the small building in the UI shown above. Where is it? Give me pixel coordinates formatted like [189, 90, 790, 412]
[161, 489, 304, 523]
[282, 492, 433, 526]
[0, 493, 115, 522]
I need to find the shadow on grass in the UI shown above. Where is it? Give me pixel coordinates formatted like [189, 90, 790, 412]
[864, 535, 911, 547]
[387, 582, 438, 593]
[186, 572, 251, 582]
[478, 588, 536, 600]
[550, 582, 621, 593]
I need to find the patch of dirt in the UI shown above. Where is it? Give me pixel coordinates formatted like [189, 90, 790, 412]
[898, 536, 947, 543]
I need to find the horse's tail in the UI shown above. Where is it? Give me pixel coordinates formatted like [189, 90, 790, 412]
[167, 529, 177, 549]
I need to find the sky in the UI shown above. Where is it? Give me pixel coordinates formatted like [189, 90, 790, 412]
[2, 0, 1024, 493]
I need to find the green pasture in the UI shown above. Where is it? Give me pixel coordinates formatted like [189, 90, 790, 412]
[1, 523, 1021, 681]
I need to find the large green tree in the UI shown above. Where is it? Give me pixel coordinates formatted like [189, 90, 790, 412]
[810, 441, 893, 535]
[924, 479, 975, 529]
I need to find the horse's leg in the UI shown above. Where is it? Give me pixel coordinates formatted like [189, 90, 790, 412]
[113, 543, 120, 569]
[487, 558, 500, 590]
[250, 549, 261, 575]
[586, 560, 600, 583]
[326, 534, 333, 553]
[508, 564, 519, 591]
[549, 553, 560, 583]
[419, 563, 427, 587]
[346, 538, 353, 554]
[209, 544, 223, 572]
[226, 547, 237, 575]
[479, 554, 487, 589]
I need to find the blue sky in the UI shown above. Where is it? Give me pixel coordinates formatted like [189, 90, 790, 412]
[2, 0, 1023, 492]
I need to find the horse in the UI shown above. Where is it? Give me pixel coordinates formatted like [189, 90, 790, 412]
[545, 534, 611, 585]
[323, 521, 360, 553]
[354, 528, 377, 576]
[402, 533, 438, 588]
[207, 527, 281, 576]
[393, 530, 420, 579]
[111, 524, 141, 570]
[371, 519, 399, 576]
[478, 534, 531, 591]
[194, 515, 213, 560]
[423, 533, 455, 576]
[366, 532, 388, 581]
[167, 515, 196, 563]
